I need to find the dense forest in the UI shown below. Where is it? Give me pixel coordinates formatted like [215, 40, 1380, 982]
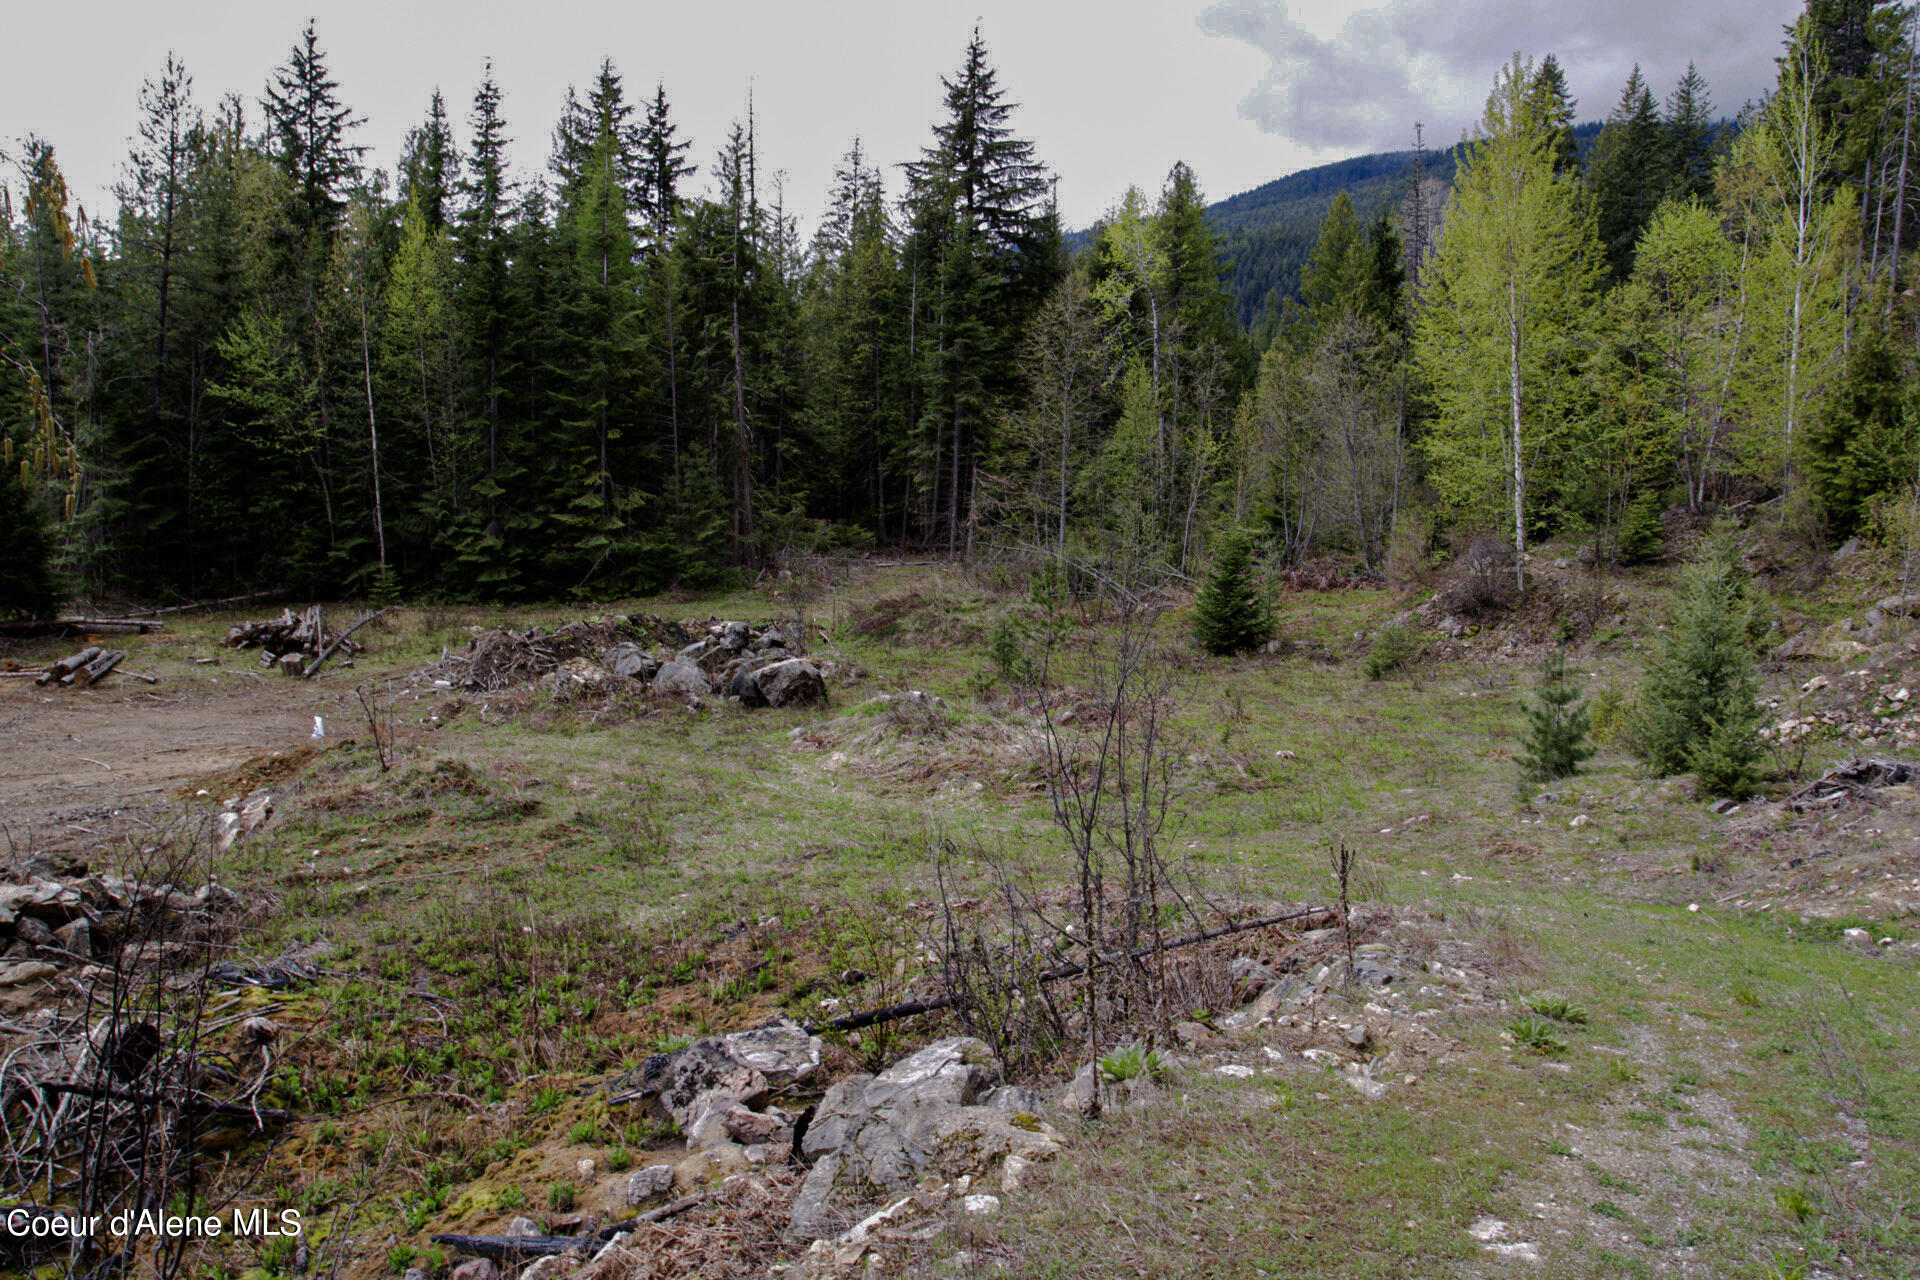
[2, 0, 1918, 609]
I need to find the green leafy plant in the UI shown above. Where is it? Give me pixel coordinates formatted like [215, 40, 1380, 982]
[1525, 992, 1590, 1024]
[1505, 1015, 1567, 1054]
[1098, 1042, 1171, 1084]
[548, 1180, 577, 1212]
[1193, 529, 1274, 655]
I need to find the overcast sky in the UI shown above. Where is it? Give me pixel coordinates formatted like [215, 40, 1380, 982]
[4, 0, 1802, 237]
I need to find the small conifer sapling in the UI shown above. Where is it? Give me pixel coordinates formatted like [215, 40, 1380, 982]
[1192, 530, 1274, 655]
[1519, 647, 1595, 782]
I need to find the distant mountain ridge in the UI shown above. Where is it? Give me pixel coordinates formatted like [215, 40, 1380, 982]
[1204, 122, 1605, 326]
[1066, 123, 1623, 327]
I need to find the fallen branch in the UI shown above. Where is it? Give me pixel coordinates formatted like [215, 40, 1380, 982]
[303, 606, 392, 678]
[35, 1081, 291, 1127]
[431, 1196, 709, 1262]
[806, 905, 1333, 1034]
[126, 590, 282, 618]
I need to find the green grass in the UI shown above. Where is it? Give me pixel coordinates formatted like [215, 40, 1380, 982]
[130, 555, 1919, 1279]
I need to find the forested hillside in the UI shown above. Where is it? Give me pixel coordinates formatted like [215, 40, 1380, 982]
[1, 1, 1917, 614]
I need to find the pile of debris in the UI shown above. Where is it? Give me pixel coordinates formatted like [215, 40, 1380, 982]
[434, 616, 829, 709]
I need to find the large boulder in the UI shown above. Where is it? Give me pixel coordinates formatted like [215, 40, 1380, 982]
[652, 659, 714, 698]
[617, 1018, 821, 1148]
[790, 1037, 1066, 1239]
[754, 658, 826, 709]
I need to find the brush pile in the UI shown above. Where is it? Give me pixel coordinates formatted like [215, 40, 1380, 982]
[431, 615, 692, 692]
[227, 606, 357, 665]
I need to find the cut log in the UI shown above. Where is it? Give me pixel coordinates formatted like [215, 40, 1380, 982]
[276, 653, 306, 678]
[69, 650, 125, 688]
[0, 617, 164, 637]
[114, 668, 160, 684]
[38, 646, 102, 686]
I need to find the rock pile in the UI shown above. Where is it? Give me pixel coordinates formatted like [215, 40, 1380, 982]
[435, 616, 828, 709]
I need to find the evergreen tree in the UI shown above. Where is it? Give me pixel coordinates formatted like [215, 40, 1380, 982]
[1632, 525, 1765, 797]
[261, 21, 364, 264]
[0, 466, 60, 617]
[1664, 64, 1717, 203]
[1524, 55, 1580, 176]
[1517, 648, 1595, 782]
[903, 26, 1057, 551]
[1192, 527, 1273, 655]
[400, 89, 458, 231]
[1588, 66, 1664, 279]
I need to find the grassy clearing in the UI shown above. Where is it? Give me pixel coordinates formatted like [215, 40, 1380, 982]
[93, 553, 1915, 1279]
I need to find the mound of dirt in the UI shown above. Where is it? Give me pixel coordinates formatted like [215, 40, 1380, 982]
[176, 745, 318, 801]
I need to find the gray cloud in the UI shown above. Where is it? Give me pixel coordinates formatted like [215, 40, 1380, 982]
[1199, 0, 1802, 152]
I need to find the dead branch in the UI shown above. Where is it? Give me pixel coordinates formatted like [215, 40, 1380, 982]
[806, 905, 1333, 1034]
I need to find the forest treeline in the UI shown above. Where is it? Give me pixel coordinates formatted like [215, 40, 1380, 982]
[2, 0, 1917, 610]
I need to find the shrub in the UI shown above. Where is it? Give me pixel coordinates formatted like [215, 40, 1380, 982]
[1517, 649, 1595, 783]
[1617, 489, 1666, 563]
[1631, 522, 1765, 798]
[1192, 529, 1274, 655]
[1363, 625, 1420, 680]
[0, 471, 60, 619]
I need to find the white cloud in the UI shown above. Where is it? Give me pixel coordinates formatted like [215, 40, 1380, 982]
[1200, 0, 1802, 150]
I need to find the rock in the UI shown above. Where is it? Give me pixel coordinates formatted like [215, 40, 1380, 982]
[1467, 1216, 1509, 1242]
[626, 1164, 676, 1206]
[1229, 957, 1275, 999]
[1438, 615, 1470, 640]
[1842, 927, 1877, 952]
[1345, 1075, 1388, 1101]
[504, 1216, 542, 1238]
[52, 918, 91, 957]
[722, 620, 753, 651]
[1874, 593, 1920, 617]
[1000, 1154, 1033, 1192]
[756, 629, 787, 651]
[652, 659, 714, 698]
[720, 1018, 823, 1087]
[1344, 1024, 1372, 1051]
[13, 916, 56, 948]
[791, 1037, 1065, 1237]
[549, 655, 613, 695]
[1173, 1021, 1216, 1050]
[727, 662, 770, 707]
[723, 1104, 783, 1145]
[603, 643, 661, 682]
[755, 658, 827, 709]
[1247, 978, 1307, 1021]
[1772, 626, 1871, 662]
[0, 880, 85, 928]
[0, 961, 58, 987]
[404, 1269, 430, 1280]
[1710, 798, 1740, 815]
[519, 1257, 574, 1280]
[979, 1085, 1045, 1115]
[1214, 1064, 1254, 1078]
[962, 1194, 1000, 1215]
[1056, 1063, 1100, 1118]
[449, 1261, 499, 1280]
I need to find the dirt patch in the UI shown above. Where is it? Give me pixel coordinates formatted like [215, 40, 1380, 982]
[175, 744, 319, 800]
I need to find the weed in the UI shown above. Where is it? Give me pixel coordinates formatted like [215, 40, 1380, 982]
[1775, 1185, 1817, 1223]
[567, 1119, 599, 1145]
[607, 1147, 632, 1173]
[1504, 1015, 1567, 1054]
[1525, 993, 1590, 1024]
[1098, 1043, 1172, 1084]
[386, 1244, 417, 1272]
[1607, 1058, 1641, 1084]
[1591, 1199, 1629, 1220]
[549, 1181, 577, 1212]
